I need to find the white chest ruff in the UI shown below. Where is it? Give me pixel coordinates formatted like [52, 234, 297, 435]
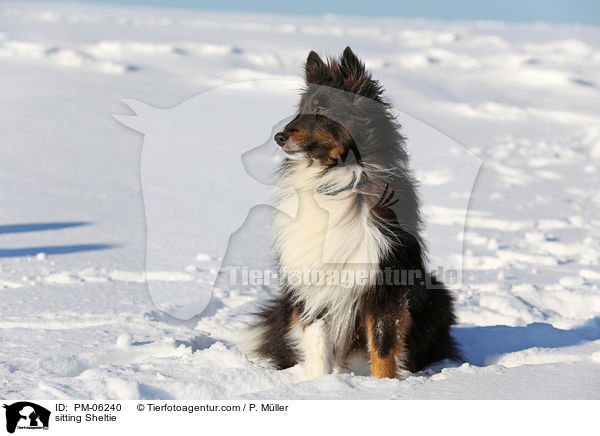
[273, 163, 391, 348]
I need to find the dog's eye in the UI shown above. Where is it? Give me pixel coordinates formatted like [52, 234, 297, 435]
[313, 106, 325, 116]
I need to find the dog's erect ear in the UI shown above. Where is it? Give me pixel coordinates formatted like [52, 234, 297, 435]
[340, 46, 364, 76]
[342, 47, 357, 63]
[305, 50, 327, 83]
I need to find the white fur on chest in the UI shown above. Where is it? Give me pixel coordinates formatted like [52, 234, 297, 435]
[273, 162, 390, 351]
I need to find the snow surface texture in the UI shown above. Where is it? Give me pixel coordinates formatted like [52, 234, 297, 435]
[1, 2, 600, 399]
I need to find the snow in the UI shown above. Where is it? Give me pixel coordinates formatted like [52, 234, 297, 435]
[1, 1, 599, 399]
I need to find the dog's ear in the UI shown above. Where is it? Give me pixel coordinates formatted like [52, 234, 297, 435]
[305, 50, 327, 83]
[340, 46, 364, 77]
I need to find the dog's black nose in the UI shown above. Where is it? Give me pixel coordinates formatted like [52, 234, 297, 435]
[274, 132, 288, 146]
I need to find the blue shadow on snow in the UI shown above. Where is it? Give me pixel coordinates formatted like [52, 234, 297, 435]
[453, 317, 600, 366]
[0, 222, 90, 234]
[0, 244, 117, 258]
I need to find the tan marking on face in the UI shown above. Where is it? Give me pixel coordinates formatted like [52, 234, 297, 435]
[283, 113, 356, 166]
[327, 143, 346, 161]
[312, 129, 345, 166]
[286, 129, 342, 166]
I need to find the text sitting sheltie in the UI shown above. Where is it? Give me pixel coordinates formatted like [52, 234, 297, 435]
[241, 47, 460, 378]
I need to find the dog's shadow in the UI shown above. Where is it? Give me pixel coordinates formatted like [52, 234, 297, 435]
[452, 317, 600, 366]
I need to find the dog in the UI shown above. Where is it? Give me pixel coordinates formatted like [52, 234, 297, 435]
[242, 47, 460, 378]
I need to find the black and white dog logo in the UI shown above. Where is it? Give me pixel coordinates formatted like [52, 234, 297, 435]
[3, 402, 50, 434]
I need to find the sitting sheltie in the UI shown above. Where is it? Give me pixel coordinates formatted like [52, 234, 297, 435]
[243, 47, 460, 378]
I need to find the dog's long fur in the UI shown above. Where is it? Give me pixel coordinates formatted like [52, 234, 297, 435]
[242, 47, 460, 378]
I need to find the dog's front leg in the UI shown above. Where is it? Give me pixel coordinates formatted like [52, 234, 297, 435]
[367, 318, 399, 378]
[292, 319, 332, 379]
[366, 306, 410, 378]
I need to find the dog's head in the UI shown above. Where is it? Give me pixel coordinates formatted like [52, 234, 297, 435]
[275, 47, 385, 167]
